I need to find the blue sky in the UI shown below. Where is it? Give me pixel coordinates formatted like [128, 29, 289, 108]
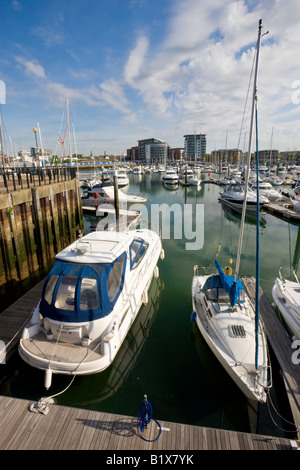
[1, 0, 300, 158]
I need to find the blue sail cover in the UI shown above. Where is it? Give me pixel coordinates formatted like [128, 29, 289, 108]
[214, 259, 245, 307]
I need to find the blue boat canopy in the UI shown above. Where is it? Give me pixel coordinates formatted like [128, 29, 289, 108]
[40, 254, 127, 323]
[214, 259, 245, 307]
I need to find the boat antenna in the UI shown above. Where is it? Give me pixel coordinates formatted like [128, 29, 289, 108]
[234, 19, 264, 282]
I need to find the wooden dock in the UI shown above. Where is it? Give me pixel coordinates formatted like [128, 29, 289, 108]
[242, 277, 300, 434]
[263, 200, 300, 224]
[1, 275, 300, 450]
[0, 279, 45, 359]
[0, 394, 298, 450]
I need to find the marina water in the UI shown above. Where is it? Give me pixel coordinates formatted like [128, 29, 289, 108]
[0, 171, 297, 438]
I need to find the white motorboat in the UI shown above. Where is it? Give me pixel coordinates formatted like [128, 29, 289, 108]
[272, 269, 300, 340]
[187, 175, 201, 186]
[19, 229, 164, 388]
[269, 176, 283, 186]
[219, 183, 268, 212]
[179, 167, 193, 179]
[191, 261, 270, 402]
[132, 166, 143, 174]
[290, 196, 300, 213]
[219, 176, 236, 186]
[250, 181, 282, 201]
[115, 171, 129, 187]
[161, 169, 179, 184]
[81, 186, 147, 212]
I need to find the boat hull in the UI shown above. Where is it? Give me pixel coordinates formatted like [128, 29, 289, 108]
[19, 229, 163, 385]
[272, 277, 300, 340]
[192, 274, 269, 403]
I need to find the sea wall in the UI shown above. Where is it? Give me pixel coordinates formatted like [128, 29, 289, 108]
[0, 178, 84, 296]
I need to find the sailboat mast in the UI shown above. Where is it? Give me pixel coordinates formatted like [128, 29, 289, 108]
[234, 19, 263, 281]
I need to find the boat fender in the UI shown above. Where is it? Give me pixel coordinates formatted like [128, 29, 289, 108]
[190, 311, 196, 322]
[225, 266, 232, 275]
[142, 291, 148, 305]
[160, 249, 165, 260]
[44, 367, 53, 390]
[154, 266, 159, 278]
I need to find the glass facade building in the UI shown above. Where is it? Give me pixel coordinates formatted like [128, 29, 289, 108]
[138, 138, 169, 163]
[184, 134, 206, 161]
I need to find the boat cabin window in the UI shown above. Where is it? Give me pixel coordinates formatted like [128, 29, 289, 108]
[80, 278, 99, 310]
[205, 288, 230, 303]
[41, 258, 127, 322]
[44, 275, 59, 305]
[130, 238, 149, 269]
[55, 275, 77, 310]
[107, 253, 126, 302]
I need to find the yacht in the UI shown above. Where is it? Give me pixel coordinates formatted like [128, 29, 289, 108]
[81, 186, 147, 211]
[219, 183, 268, 212]
[116, 171, 129, 187]
[19, 229, 164, 389]
[161, 169, 179, 185]
[250, 181, 282, 202]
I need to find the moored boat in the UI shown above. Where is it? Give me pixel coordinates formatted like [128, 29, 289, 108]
[19, 228, 164, 388]
[191, 261, 270, 402]
[272, 269, 300, 340]
[219, 183, 268, 212]
[161, 169, 179, 184]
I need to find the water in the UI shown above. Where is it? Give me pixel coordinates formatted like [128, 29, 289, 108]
[0, 171, 298, 438]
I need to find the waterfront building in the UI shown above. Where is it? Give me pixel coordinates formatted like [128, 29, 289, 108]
[169, 147, 184, 161]
[184, 134, 206, 162]
[211, 148, 242, 165]
[137, 138, 169, 164]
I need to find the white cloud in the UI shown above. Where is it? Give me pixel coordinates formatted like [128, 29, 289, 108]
[15, 56, 47, 79]
[124, 35, 149, 85]
[122, 0, 300, 151]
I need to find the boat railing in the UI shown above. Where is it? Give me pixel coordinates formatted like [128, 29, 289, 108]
[193, 265, 207, 276]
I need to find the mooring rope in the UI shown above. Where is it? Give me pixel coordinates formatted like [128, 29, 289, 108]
[136, 395, 161, 442]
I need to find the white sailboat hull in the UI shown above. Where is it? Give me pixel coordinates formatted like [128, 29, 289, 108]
[272, 276, 300, 340]
[192, 274, 269, 403]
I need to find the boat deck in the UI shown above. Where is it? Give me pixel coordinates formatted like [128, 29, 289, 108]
[20, 331, 102, 364]
[0, 394, 297, 451]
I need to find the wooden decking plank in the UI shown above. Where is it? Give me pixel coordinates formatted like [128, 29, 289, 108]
[0, 395, 297, 450]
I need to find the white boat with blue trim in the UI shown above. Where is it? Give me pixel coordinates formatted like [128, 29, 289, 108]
[191, 261, 270, 403]
[192, 20, 271, 404]
[19, 228, 164, 389]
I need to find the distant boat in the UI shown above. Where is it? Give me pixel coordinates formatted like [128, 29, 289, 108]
[116, 171, 129, 187]
[249, 181, 282, 202]
[161, 169, 179, 184]
[272, 269, 300, 340]
[19, 228, 165, 389]
[81, 186, 147, 212]
[219, 183, 268, 212]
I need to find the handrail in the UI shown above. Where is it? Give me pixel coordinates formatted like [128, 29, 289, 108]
[0, 166, 77, 191]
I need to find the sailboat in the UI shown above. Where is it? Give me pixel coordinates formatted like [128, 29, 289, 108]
[272, 269, 300, 340]
[191, 20, 271, 403]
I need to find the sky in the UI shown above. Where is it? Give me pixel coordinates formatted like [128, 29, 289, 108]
[1, 0, 300, 158]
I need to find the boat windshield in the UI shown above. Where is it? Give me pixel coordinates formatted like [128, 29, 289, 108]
[129, 238, 149, 269]
[40, 254, 127, 322]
